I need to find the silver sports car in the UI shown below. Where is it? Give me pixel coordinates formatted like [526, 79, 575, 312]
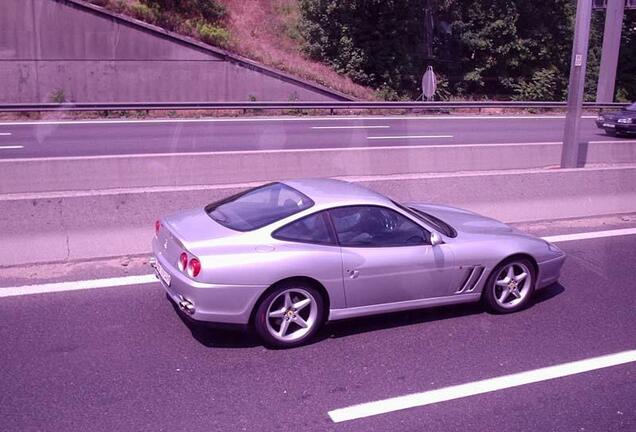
[151, 178, 566, 348]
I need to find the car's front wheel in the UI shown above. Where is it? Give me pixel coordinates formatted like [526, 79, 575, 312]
[254, 282, 324, 348]
[483, 258, 535, 314]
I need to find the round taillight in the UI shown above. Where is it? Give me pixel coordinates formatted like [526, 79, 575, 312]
[155, 220, 161, 235]
[178, 252, 188, 272]
[187, 258, 201, 278]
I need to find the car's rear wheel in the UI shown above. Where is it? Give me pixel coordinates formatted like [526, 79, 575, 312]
[483, 258, 535, 314]
[254, 282, 324, 348]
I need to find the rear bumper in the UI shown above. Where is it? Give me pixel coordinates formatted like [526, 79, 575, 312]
[150, 251, 267, 325]
[537, 253, 566, 289]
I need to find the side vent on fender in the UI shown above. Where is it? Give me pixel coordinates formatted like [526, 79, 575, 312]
[455, 266, 485, 294]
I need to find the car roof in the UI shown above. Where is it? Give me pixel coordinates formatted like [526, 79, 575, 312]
[283, 178, 393, 208]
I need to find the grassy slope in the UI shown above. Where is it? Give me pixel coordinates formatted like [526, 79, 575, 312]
[92, 0, 375, 100]
[220, 0, 374, 100]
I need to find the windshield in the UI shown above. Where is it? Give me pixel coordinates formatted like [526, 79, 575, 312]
[205, 183, 313, 231]
[392, 201, 457, 238]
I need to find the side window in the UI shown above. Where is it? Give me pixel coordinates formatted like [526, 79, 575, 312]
[330, 206, 428, 247]
[273, 212, 335, 245]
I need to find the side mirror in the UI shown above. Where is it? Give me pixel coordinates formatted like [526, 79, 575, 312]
[430, 232, 443, 246]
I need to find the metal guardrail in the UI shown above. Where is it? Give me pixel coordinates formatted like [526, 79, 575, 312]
[0, 101, 626, 112]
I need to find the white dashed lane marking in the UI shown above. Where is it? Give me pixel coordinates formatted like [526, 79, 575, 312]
[367, 135, 453, 140]
[311, 125, 390, 130]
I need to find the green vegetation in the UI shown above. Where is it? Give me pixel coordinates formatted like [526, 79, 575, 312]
[49, 88, 66, 103]
[299, 0, 636, 101]
[195, 21, 230, 47]
[89, 0, 229, 47]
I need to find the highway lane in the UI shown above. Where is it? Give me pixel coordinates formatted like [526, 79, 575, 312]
[1, 227, 635, 431]
[0, 115, 627, 159]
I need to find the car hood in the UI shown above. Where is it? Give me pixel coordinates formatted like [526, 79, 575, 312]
[407, 203, 524, 236]
[602, 110, 636, 121]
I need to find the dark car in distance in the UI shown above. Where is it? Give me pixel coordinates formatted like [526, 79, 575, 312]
[596, 102, 636, 137]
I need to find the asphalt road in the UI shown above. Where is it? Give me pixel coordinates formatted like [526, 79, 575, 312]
[0, 115, 628, 159]
[1, 223, 634, 431]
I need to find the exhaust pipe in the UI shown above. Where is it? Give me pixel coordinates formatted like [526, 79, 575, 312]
[178, 296, 195, 315]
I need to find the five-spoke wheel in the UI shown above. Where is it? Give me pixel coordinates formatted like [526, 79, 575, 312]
[483, 258, 535, 313]
[254, 283, 323, 348]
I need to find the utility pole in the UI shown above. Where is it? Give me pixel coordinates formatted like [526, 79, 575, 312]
[561, 0, 593, 169]
[595, 0, 626, 102]
[423, 0, 434, 60]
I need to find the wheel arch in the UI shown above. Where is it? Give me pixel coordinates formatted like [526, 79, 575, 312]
[248, 276, 330, 327]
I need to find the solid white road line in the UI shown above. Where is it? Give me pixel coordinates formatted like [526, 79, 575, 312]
[0, 145, 23, 150]
[543, 227, 636, 243]
[589, 139, 636, 144]
[0, 115, 597, 127]
[0, 274, 157, 298]
[367, 135, 453, 140]
[328, 349, 636, 423]
[0, 132, 12, 136]
[310, 125, 390, 130]
[0, 227, 635, 297]
[0, 142, 566, 163]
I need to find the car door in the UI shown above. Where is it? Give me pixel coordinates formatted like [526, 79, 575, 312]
[329, 205, 456, 308]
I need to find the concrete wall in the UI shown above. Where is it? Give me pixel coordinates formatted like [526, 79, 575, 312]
[2, 141, 636, 194]
[2, 165, 635, 266]
[0, 0, 350, 103]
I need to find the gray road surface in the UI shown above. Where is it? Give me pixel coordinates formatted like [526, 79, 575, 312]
[0, 115, 627, 159]
[1, 219, 634, 432]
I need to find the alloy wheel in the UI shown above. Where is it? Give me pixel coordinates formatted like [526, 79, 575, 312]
[265, 288, 319, 343]
[493, 262, 532, 309]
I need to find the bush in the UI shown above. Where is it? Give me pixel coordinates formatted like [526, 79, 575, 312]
[130, 3, 157, 23]
[196, 22, 230, 47]
[140, 0, 226, 24]
[49, 88, 66, 103]
[512, 67, 560, 101]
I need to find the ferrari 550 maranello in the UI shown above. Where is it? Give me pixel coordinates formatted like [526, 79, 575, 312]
[151, 178, 566, 348]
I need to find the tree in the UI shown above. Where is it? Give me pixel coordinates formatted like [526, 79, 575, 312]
[300, 0, 634, 101]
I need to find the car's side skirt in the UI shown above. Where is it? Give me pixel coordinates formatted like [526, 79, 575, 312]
[328, 293, 482, 321]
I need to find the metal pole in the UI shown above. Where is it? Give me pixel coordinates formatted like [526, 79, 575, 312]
[596, 0, 625, 102]
[424, 0, 434, 59]
[561, 0, 593, 169]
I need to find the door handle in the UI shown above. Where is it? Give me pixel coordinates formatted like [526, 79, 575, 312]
[346, 269, 359, 279]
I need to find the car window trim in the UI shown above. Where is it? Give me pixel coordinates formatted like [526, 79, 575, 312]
[326, 204, 432, 248]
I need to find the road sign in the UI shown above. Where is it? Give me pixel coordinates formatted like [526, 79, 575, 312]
[422, 66, 437, 100]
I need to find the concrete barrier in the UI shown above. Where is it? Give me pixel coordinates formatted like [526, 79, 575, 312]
[1, 165, 635, 267]
[2, 141, 636, 194]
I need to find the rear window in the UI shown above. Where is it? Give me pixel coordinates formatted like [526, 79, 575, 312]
[205, 183, 314, 231]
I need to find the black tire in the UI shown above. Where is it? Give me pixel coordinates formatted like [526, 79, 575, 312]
[254, 282, 324, 348]
[482, 258, 536, 314]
